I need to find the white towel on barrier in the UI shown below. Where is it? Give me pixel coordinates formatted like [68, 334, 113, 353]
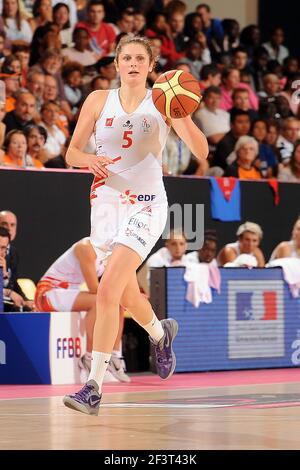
[184, 263, 212, 307]
[267, 258, 300, 298]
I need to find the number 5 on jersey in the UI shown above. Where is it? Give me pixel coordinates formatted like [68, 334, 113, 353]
[122, 130, 133, 148]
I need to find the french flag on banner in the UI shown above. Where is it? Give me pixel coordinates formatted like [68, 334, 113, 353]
[210, 177, 241, 222]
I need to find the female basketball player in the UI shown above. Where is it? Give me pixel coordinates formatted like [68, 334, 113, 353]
[63, 36, 208, 415]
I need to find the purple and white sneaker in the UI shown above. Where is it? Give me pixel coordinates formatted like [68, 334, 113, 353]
[63, 379, 101, 416]
[150, 318, 178, 380]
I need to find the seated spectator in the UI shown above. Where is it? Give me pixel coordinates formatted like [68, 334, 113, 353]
[162, 127, 195, 176]
[220, 66, 258, 111]
[28, 0, 53, 34]
[2, 0, 33, 45]
[270, 217, 300, 260]
[278, 140, 300, 182]
[95, 55, 119, 89]
[89, 74, 109, 91]
[111, 9, 135, 36]
[133, 10, 146, 36]
[24, 124, 50, 167]
[231, 87, 258, 121]
[240, 24, 261, 57]
[258, 73, 290, 120]
[2, 54, 22, 75]
[147, 36, 165, 86]
[212, 108, 251, 169]
[62, 61, 83, 115]
[1, 129, 30, 167]
[179, 38, 211, 79]
[31, 49, 66, 101]
[196, 3, 224, 60]
[53, 2, 73, 48]
[0, 210, 34, 310]
[62, 27, 98, 67]
[283, 56, 300, 76]
[263, 27, 289, 65]
[0, 99, 5, 148]
[75, 0, 116, 57]
[225, 135, 262, 180]
[277, 117, 300, 166]
[40, 100, 66, 158]
[231, 46, 250, 75]
[43, 73, 71, 133]
[12, 44, 31, 86]
[193, 86, 230, 146]
[168, 9, 189, 53]
[1, 65, 21, 113]
[186, 229, 218, 265]
[0, 31, 6, 64]
[147, 230, 189, 268]
[3, 89, 36, 134]
[146, 12, 183, 66]
[29, 23, 62, 66]
[199, 63, 221, 92]
[251, 119, 278, 177]
[26, 69, 45, 113]
[248, 46, 269, 93]
[217, 221, 265, 267]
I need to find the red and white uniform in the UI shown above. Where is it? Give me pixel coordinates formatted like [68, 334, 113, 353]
[90, 88, 170, 262]
[35, 238, 104, 312]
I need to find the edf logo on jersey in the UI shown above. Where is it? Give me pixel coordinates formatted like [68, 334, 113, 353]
[120, 190, 156, 205]
[236, 291, 278, 321]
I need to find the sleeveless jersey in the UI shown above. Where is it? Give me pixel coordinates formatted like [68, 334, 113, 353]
[90, 88, 170, 205]
[41, 238, 104, 287]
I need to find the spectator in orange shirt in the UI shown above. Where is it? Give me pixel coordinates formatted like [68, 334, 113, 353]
[1, 129, 28, 167]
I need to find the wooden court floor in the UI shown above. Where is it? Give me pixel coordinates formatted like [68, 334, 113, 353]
[1, 369, 300, 450]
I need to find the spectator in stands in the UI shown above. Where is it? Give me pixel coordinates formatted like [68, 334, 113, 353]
[111, 9, 134, 36]
[278, 140, 300, 182]
[61, 27, 99, 66]
[199, 63, 221, 92]
[62, 61, 83, 115]
[0, 31, 6, 64]
[251, 119, 278, 177]
[220, 66, 258, 111]
[95, 55, 118, 88]
[168, 9, 188, 53]
[186, 229, 218, 265]
[225, 135, 262, 180]
[231, 46, 250, 74]
[147, 230, 189, 268]
[28, 0, 53, 33]
[147, 37, 165, 86]
[162, 127, 196, 176]
[3, 90, 36, 134]
[1, 67, 20, 113]
[179, 38, 210, 78]
[0, 210, 34, 310]
[283, 56, 300, 76]
[2, 54, 22, 75]
[53, 2, 73, 48]
[43, 73, 71, 132]
[40, 100, 66, 158]
[146, 11, 185, 66]
[231, 87, 258, 121]
[32, 49, 66, 101]
[132, 10, 146, 36]
[196, 3, 224, 59]
[183, 12, 202, 41]
[53, 0, 78, 27]
[221, 18, 240, 54]
[270, 217, 300, 260]
[29, 23, 61, 66]
[212, 108, 251, 169]
[90, 74, 109, 91]
[277, 117, 300, 166]
[258, 73, 290, 121]
[218, 221, 265, 267]
[24, 124, 49, 167]
[263, 27, 289, 65]
[248, 46, 269, 93]
[12, 44, 30, 86]
[76, 0, 116, 57]
[2, 0, 33, 45]
[1, 129, 28, 167]
[26, 69, 45, 112]
[240, 24, 261, 57]
[193, 86, 230, 146]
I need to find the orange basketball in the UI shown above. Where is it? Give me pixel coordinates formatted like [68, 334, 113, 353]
[152, 70, 202, 119]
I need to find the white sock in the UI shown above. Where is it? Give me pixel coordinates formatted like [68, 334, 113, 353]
[141, 313, 164, 343]
[88, 351, 111, 391]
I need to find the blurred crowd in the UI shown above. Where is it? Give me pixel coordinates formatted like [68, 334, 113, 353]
[0, 0, 299, 180]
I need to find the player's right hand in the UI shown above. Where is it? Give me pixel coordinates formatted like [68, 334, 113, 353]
[88, 155, 115, 178]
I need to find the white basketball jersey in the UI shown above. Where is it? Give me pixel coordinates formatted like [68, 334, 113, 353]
[42, 238, 104, 286]
[91, 88, 170, 203]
